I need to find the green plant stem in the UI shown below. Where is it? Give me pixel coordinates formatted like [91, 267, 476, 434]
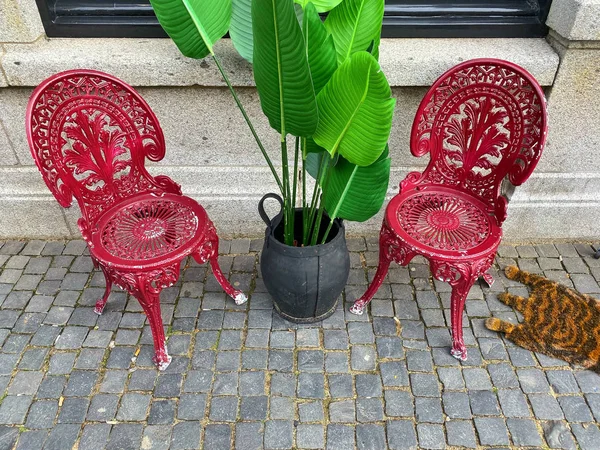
[309, 155, 334, 246]
[304, 152, 326, 245]
[211, 54, 283, 195]
[320, 164, 358, 244]
[301, 139, 307, 244]
[281, 137, 293, 246]
[292, 137, 300, 210]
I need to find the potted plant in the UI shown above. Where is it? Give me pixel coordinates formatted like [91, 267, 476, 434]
[150, 0, 395, 322]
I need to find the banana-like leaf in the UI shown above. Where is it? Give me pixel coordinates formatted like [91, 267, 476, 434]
[253, 0, 318, 137]
[230, 0, 253, 62]
[149, 0, 231, 59]
[313, 51, 395, 166]
[295, 0, 344, 12]
[324, 0, 384, 65]
[303, 136, 327, 160]
[324, 147, 390, 221]
[303, 2, 337, 95]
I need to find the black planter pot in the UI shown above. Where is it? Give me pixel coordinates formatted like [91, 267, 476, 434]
[258, 193, 350, 323]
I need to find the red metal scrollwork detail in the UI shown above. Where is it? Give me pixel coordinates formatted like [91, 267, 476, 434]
[379, 221, 415, 265]
[410, 60, 547, 222]
[26, 70, 176, 225]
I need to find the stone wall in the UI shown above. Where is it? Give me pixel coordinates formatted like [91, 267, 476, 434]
[0, 0, 598, 241]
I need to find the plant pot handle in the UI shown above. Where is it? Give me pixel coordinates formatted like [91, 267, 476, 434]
[258, 193, 284, 228]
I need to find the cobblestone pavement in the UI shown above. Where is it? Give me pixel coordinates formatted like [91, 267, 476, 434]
[0, 238, 598, 449]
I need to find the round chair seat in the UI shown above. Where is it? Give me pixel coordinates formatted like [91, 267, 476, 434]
[386, 187, 502, 258]
[90, 193, 209, 270]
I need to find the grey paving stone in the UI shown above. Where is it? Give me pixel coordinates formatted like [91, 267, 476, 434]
[546, 370, 580, 394]
[469, 390, 500, 416]
[26, 400, 58, 429]
[87, 394, 119, 422]
[558, 395, 594, 422]
[400, 320, 425, 340]
[37, 375, 66, 399]
[270, 330, 295, 348]
[208, 395, 238, 422]
[542, 421, 577, 450]
[244, 329, 270, 348]
[58, 397, 89, 423]
[416, 423, 445, 449]
[325, 352, 349, 373]
[298, 350, 324, 372]
[141, 425, 171, 450]
[100, 370, 128, 394]
[15, 430, 47, 450]
[298, 373, 325, 399]
[324, 330, 348, 350]
[507, 418, 544, 447]
[406, 350, 434, 372]
[575, 370, 600, 393]
[356, 423, 386, 450]
[328, 374, 354, 399]
[571, 423, 600, 450]
[296, 328, 320, 347]
[329, 400, 355, 423]
[0, 353, 19, 375]
[0, 395, 31, 425]
[269, 350, 294, 372]
[78, 424, 112, 450]
[424, 328, 451, 348]
[264, 420, 293, 449]
[437, 367, 465, 390]
[171, 421, 201, 450]
[107, 423, 144, 450]
[507, 346, 537, 367]
[351, 346, 377, 371]
[154, 373, 183, 397]
[239, 395, 268, 421]
[410, 373, 440, 397]
[415, 397, 444, 424]
[442, 392, 471, 419]
[463, 367, 492, 390]
[326, 424, 355, 450]
[529, 394, 565, 420]
[248, 309, 272, 329]
[241, 349, 268, 370]
[446, 420, 477, 448]
[297, 423, 325, 450]
[176, 393, 207, 421]
[270, 373, 296, 397]
[474, 417, 510, 446]
[239, 371, 265, 396]
[75, 348, 105, 369]
[18, 347, 49, 370]
[183, 370, 212, 394]
[518, 368, 551, 393]
[270, 396, 294, 420]
[234, 422, 262, 450]
[148, 399, 176, 425]
[384, 390, 414, 417]
[348, 322, 375, 344]
[64, 370, 98, 397]
[299, 400, 324, 423]
[355, 373, 382, 398]
[386, 419, 417, 450]
[116, 393, 151, 421]
[375, 336, 404, 359]
[356, 397, 384, 422]
[487, 363, 519, 388]
[8, 370, 43, 395]
[44, 424, 81, 450]
[587, 393, 600, 422]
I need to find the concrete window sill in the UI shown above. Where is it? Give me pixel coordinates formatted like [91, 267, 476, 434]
[0, 37, 559, 88]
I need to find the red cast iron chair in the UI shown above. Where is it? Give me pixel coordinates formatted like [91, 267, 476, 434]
[26, 70, 248, 370]
[350, 59, 548, 360]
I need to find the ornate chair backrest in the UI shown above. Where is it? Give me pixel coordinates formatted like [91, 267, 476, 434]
[26, 70, 181, 231]
[409, 59, 548, 223]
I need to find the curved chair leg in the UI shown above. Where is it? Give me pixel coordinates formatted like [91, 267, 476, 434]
[134, 287, 171, 371]
[350, 221, 414, 315]
[193, 224, 247, 306]
[350, 257, 390, 315]
[482, 271, 494, 287]
[448, 277, 473, 361]
[209, 256, 248, 305]
[94, 265, 113, 315]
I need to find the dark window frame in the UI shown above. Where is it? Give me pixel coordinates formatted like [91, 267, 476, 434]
[36, 0, 552, 39]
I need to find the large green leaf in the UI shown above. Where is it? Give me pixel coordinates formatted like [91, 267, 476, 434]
[253, 0, 318, 137]
[324, 148, 390, 221]
[230, 0, 253, 62]
[149, 0, 231, 59]
[303, 2, 337, 95]
[324, 0, 384, 64]
[295, 0, 343, 13]
[313, 51, 395, 166]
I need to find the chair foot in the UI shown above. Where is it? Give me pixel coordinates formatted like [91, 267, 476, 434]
[93, 300, 106, 315]
[482, 272, 495, 287]
[349, 300, 366, 315]
[153, 344, 172, 371]
[234, 292, 248, 305]
[451, 346, 468, 361]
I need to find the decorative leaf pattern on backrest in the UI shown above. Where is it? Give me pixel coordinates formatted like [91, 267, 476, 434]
[408, 60, 547, 220]
[26, 70, 181, 227]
